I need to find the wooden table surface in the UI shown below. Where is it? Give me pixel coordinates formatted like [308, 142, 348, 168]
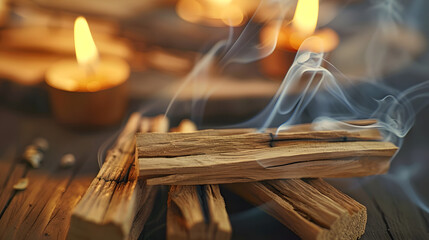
[0, 82, 428, 240]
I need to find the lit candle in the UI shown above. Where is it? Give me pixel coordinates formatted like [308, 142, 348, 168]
[45, 16, 130, 128]
[260, 0, 339, 77]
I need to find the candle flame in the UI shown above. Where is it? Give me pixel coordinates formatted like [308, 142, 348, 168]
[292, 0, 319, 36]
[176, 0, 245, 27]
[74, 16, 99, 72]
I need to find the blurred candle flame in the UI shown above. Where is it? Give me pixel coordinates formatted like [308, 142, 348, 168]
[74, 16, 99, 72]
[176, 0, 247, 27]
[292, 0, 319, 36]
[260, 0, 338, 53]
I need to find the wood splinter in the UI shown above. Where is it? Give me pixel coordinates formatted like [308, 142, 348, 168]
[136, 120, 398, 185]
[228, 178, 367, 240]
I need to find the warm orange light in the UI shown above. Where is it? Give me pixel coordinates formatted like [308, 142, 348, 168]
[176, 0, 203, 23]
[74, 16, 98, 72]
[260, 0, 338, 53]
[221, 5, 244, 26]
[292, 0, 319, 36]
[302, 28, 339, 53]
[176, 0, 247, 27]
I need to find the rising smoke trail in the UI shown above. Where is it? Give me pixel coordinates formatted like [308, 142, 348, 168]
[162, 0, 429, 213]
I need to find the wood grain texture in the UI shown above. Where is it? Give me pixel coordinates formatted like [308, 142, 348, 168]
[166, 121, 203, 240]
[139, 141, 396, 185]
[360, 177, 429, 239]
[167, 185, 232, 240]
[137, 120, 396, 185]
[227, 179, 367, 240]
[204, 185, 232, 240]
[136, 127, 382, 158]
[0, 107, 427, 239]
[166, 120, 231, 240]
[0, 108, 112, 240]
[69, 113, 161, 240]
[167, 185, 207, 240]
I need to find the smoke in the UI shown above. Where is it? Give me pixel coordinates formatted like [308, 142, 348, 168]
[163, 40, 225, 125]
[364, 0, 403, 79]
[163, 0, 295, 124]
[139, 0, 429, 214]
[239, 44, 429, 145]
[219, 0, 293, 65]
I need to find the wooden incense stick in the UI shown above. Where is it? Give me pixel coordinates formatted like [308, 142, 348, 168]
[166, 120, 232, 240]
[167, 185, 231, 240]
[228, 178, 367, 240]
[136, 120, 397, 185]
[69, 114, 166, 240]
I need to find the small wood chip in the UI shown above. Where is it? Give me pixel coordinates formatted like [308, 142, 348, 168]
[23, 145, 43, 168]
[139, 117, 151, 133]
[60, 154, 75, 168]
[13, 178, 29, 190]
[170, 119, 197, 133]
[33, 137, 49, 151]
[151, 115, 169, 133]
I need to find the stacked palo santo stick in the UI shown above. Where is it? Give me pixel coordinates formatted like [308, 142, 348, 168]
[69, 115, 232, 240]
[135, 118, 398, 239]
[70, 113, 397, 240]
[136, 120, 396, 185]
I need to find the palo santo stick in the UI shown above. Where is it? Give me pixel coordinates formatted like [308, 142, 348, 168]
[228, 179, 367, 240]
[137, 119, 382, 158]
[141, 141, 394, 173]
[69, 114, 166, 240]
[70, 113, 142, 240]
[137, 128, 383, 158]
[138, 142, 396, 185]
[166, 120, 231, 240]
[167, 120, 199, 240]
[167, 185, 232, 240]
[204, 185, 232, 240]
[136, 120, 396, 185]
[144, 156, 392, 186]
[167, 185, 206, 240]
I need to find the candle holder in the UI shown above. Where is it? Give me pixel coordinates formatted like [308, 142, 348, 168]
[45, 57, 129, 128]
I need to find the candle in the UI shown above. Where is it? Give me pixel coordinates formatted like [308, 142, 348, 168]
[45, 16, 130, 128]
[260, 0, 339, 78]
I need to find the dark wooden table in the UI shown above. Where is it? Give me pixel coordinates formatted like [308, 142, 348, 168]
[0, 80, 428, 240]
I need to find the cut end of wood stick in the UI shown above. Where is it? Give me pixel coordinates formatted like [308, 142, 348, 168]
[227, 179, 366, 240]
[70, 114, 165, 240]
[167, 185, 231, 240]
